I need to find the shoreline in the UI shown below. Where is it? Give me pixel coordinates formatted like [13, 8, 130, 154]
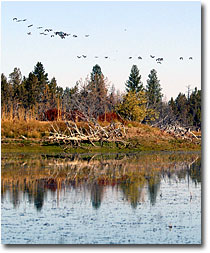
[1, 137, 201, 154]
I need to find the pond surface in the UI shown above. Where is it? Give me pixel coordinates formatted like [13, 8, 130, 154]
[1, 151, 201, 244]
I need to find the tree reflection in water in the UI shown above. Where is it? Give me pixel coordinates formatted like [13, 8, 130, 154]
[91, 183, 104, 209]
[1, 152, 201, 211]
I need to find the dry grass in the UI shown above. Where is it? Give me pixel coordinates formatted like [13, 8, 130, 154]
[1, 119, 201, 151]
[1, 119, 50, 138]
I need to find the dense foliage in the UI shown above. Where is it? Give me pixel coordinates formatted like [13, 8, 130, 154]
[1, 62, 201, 129]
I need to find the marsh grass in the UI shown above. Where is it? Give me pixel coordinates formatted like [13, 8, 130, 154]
[1, 119, 201, 152]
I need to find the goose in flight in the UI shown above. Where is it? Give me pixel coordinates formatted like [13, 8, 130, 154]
[129, 56, 132, 59]
[138, 56, 142, 59]
[55, 31, 66, 39]
[189, 57, 193, 60]
[28, 24, 33, 27]
[22, 19, 27, 21]
[150, 55, 155, 58]
[156, 58, 163, 61]
[27, 32, 31, 35]
[13, 18, 17, 21]
[37, 26, 43, 29]
[82, 55, 87, 58]
[73, 35, 78, 38]
[179, 57, 183, 60]
[85, 35, 89, 37]
[77, 56, 81, 58]
[105, 56, 108, 59]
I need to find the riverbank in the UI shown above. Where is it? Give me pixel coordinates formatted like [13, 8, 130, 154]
[1, 119, 201, 153]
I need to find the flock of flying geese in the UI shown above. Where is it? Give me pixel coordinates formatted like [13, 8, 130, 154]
[13, 17, 89, 39]
[13, 17, 193, 62]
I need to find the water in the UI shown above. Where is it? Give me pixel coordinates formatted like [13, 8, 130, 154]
[1, 151, 201, 244]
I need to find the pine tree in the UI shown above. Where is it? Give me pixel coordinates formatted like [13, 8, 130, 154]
[1, 73, 10, 106]
[1, 73, 13, 118]
[9, 67, 22, 100]
[24, 72, 39, 109]
[33, 62, 49, 102]
[125, 65, 143, 93]
[116, 90, 147, 122]
[87, 64, 108, 116]
[188, 88, 201, 127]
[48, 77, 58, 108]
[175, 93, 189, 126]
[146, 69, 163, 108]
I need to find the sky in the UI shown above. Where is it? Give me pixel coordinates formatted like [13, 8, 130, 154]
[1, 1, 201, 100]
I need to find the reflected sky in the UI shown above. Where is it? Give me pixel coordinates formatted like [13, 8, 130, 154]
[1, 151, 201, 244]
[1, 152, 201, 211]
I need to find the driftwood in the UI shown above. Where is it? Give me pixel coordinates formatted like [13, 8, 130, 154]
[157, 123, 201, 141]
[47, 121, 128, 148]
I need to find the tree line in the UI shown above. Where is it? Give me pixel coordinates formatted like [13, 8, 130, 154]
[1, 62, 201, 129]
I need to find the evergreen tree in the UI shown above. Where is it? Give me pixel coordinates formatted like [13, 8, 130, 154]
[48, 77, 58, 108]
[1, 73, 13, 118]
[146, 69, 163, 108]
[24, 72, 39, 109]
[175, 93, 189, 126]
[116, 90, 147, 122]
[188, 88, 201, 127]
[125, 65, 143, 93]
[1, 73, 10, 106]
[87, 64, 108, 116]
[33, 62, 49, 102]
[9, 67, 22, 100]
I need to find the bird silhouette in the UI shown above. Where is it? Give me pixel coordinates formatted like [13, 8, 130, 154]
[37, 26, 43, 29]
[157, 61, 161, 64]
[13, 18, 17, 21]
[28, 24, 33, 27]
[105, 56, 108, 59]
[73, 35, 78, 38]
[22, 19, 27, 21]
[129, 56, 132, 59]
[85, 35, 89, 37]
[77, 56, 81, 58]
[156, 58, 163, 61]
[180, 57, 183, 60]
[189, 57, 193, 60]
[17, 20, 22, 22]
[82, 55, 87, 58]
[51, 35, 54, 37]
[95, 56, 99, 58]
[150, 55, 155, 58]
[138, 56, 142, 59]
[55, 31, 66, 39]
[27, 32, 31, 35]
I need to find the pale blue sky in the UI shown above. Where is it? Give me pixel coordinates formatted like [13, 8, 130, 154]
[1, 1, 201, 100]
